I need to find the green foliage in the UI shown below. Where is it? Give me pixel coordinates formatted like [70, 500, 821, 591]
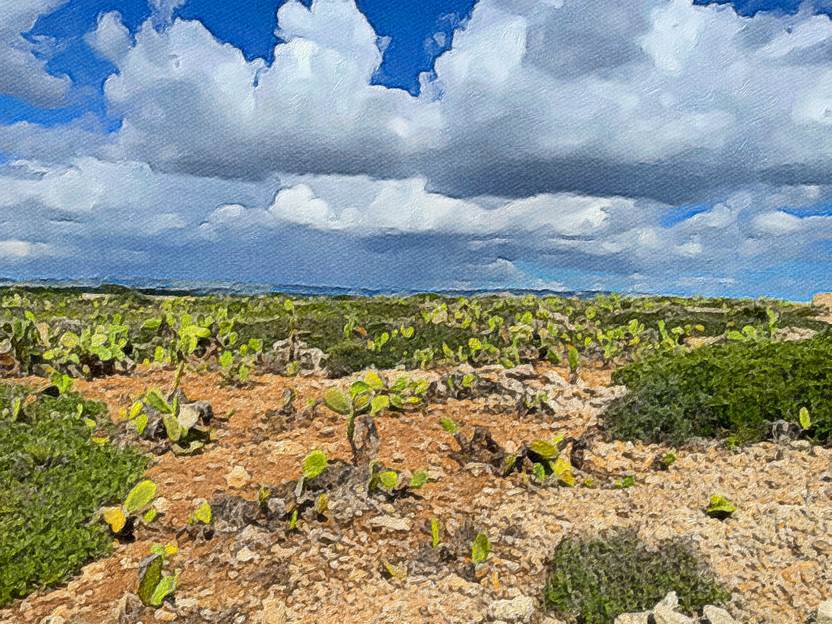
[0, 386, 146, 606]
[302, 450, 328, 479]
[544, 529, 729, 624]
[137, 552, 178, 607]
[123, 480, 157, 514]
[4, 287, 818, 381]
[409, 470, 428, 489]
[799, 407, 812, 431]
[604, 331, 832, 444]
[705, 495, 736, 520]
[615, 475, 636, 489]
[658, 451, 677, 470]
[129, 387, 213, 455]
[439, 417, 459, 434]
[471, 532, 491, 565]
[189, 502, 212, 525]
[430, 517, 441, 548]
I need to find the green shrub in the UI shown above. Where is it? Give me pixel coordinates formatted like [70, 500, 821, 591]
[603, 331, 832, 444]
[544, 529, 728, 624]
[0, 385, 147, 606]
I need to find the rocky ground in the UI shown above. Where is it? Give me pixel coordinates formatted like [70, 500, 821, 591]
[1, 360, 831, 624]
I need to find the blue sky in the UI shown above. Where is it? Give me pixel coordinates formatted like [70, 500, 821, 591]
[1, 0, 832, 299]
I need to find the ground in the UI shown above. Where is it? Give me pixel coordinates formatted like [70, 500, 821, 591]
[1, 361, 830, 624]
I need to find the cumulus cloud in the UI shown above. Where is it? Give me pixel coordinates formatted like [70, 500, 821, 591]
[103, 0, 438, 180]
[0, 240, 56, 260]
[0, 154, 830, 295]
[149, 0, 187, 28]
[2, 0, 832, 297]
[85, 11, 131, 63]
[64, 0, 831, 205]
[0, 0, 70, 107]
[200, 176, 650, 239]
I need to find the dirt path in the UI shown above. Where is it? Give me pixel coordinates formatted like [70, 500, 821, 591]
[1, 366, 831, 624]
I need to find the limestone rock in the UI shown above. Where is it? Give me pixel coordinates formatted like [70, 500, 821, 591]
[368, 515, 411, 532]
[817, 600, 832, 624]
[487, 595, 536, 623]
[702, 605, 738, 624]
[225, 465, 251, 489]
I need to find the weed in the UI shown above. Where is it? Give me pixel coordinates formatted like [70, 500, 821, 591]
[603, 331, 832, 444]
[544, 529, 729, 624]
[0, 386, 146, 606]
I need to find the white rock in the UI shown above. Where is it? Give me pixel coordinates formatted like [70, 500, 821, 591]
[613, 613, 650, 624]
[488, 595, 536, 623]
[256, 596, 287, 624]
[225, 465, 251, 489]
[652, 604, 695, 624]
[368, 515, 412, 532]
[703, 605, 738, 624]
[656, 592, 679, 610]
[818, 600, 832, 624]
[235, 546, 258, 563]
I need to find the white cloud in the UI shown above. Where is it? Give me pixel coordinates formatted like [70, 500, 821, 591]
[103, 0, 439, 180]
[3, 0, 832, 296]
[202, 175, 649, 239]
[61, 0, 830, 207]
[0, 239, 55, 259]
[149, 0, 187, 27]
[0, 0, 70, 107]
[85, 11, 131, 63]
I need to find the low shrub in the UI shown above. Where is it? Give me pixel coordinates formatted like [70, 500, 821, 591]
[602, 331, 832, 444]
[0, 385, 147, 606]
[544, 529, 728, 624]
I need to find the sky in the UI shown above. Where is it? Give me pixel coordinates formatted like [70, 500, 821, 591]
[1, 0, 832, 299]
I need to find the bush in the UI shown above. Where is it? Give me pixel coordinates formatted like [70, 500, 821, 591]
[603, 331, 832, 445]
[0, 385, 147, 606]
[544, 529, 728, 624]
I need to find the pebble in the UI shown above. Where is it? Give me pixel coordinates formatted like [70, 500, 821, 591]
[818, 599, 832, 624]
[236, 546, 258, 563]
[225, 465, 251, 488]
[256, 597, 287, 624]
[487, 595, 535, 623]
[702, 605, 737, 624]
[368, 515, 411, 532]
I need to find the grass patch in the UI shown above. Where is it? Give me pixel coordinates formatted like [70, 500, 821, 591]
[602, 331, 832, 445]
[544, 529, 728, 624]
[0, 385, 147, 606]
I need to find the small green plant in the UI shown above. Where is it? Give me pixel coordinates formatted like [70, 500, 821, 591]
[705, 495, 736, 520]
[544, 529, 729, 624]
[522, 437, 575, 486]
[131, 387, 213, 455]
[50, 372, 74, 395]
[302, 450, 328, 479]
[657, 451, 677, 470]
[799, 407, 812, 431]
[439, 417, 459, 434]
[101, 479, 158, 536]
[471, 532, 491, 565]
[137, 549, 179, 607]
[369, 465, 400, 493]
[218, 338, 263, 386]
[430, 517, 441, 549]
[409, 469, 428, 489]
[615, 475, 636, 489]
[189, 502, 212, 525]
[567, 344, 580, 381]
